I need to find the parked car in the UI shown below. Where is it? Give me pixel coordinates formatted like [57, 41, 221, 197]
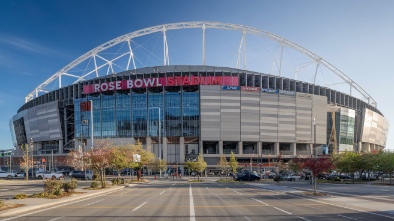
[70, 170, 93, 180]
[235, 173, 261, 182]
[41, 171, 64, 180]
[0, 171, 16, 179]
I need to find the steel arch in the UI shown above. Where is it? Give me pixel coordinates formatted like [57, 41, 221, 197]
[25, 21, 376, 107]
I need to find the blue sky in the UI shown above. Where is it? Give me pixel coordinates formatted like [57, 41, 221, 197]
[0, 0, 393, 150]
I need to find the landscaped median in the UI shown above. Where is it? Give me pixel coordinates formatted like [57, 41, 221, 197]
[0, 182, 126, 217]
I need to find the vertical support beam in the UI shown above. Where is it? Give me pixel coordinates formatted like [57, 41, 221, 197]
[202, 23, 206, 65]
[180, 137, 185, 163]
[219, 141, 223, 155]
[313, 63, 320, 85]
[162, 26, 169, 66]
[163, 137, 168, 162]
[93, 54, 99, 77]
[146, 137, 152, 152]
[290, 143, 296, 156]
[257, 142, 262, 156]
[59, 75, 62, 89]
[279, 46, 284, 76]
[127, 39, 136, 70]
[238, 141, 243, 155]
[274, 142, 280, 155]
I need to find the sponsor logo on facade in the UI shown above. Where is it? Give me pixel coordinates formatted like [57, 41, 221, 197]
[83, 76, 238, 94]
[222, 86, 240, 90]
[261, 88, 278, 94]
[241, 86, 259, 92]
[279, 90, 296, 96]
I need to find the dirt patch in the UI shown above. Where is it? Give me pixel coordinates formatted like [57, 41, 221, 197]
[303, 191, 331, 196]
[0, 203, 24, 211]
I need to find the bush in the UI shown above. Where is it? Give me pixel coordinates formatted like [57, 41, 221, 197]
[0, 200, 4, 207]
[90, 181, 100, 189]
[29, 192, 50, 198]
[63, 179, 77, 193]
[44, 179, 63, 196]
[13, 193, 28, 199]
[111, 178, 125, 185]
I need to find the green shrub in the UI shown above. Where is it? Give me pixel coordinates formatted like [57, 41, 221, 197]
[0, 200, 4, 207]
[13, 193, 28, 199]
[90, 181, 100, 189]
[63, 179, 78, 193]
[111, 178, 125, 185]
[29, 192, 49, 198]
[44, 179, 63, 195]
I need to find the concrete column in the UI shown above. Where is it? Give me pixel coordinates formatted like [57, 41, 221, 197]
[275, 142, 280, 155]
[238, 141, 243, 155]
[163, 137, 168, 162]
[146, 137, 152, 152]
[59, 140, 63, 154]
[309, 144, 313, 155]
[290, 143, 296, 156]
[199, 140, 203, 155]
[219, 141, 223, 155]
[257, 142, 262, 155]
[180, 137, 185, 163]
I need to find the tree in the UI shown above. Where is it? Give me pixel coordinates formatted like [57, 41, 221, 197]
[229, 151, 238, 178]
[20, 143, 33, 181]
[218, 154, 229, 180]
[129, 140, 155, 181]
[287, 158, 303, 175]
[108, 146, 129, 178]
[147, 158, 167, 176]
[67, 149, 87, 171]
[378, 151, 394, 185]
[302, 157, 335, 195]
[334, 151, 362, 183]
[84, 139, 114, 188]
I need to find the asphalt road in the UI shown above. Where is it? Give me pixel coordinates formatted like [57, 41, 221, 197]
[1, 179, 394, 221]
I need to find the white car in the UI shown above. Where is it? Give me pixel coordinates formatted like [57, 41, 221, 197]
[41, 171, 64, 180]
[0, 171, 16, 179]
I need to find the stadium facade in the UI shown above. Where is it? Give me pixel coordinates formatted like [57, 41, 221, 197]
[9, 65, 388, 172]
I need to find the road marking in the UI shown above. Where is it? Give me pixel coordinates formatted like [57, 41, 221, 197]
[244, 216, 252, 221]
[119, 191, 128, 195]
[206, 187, 209, 190]
[132, 202, 147, 211]
[189, 183, 196, 221]
[159, 191, 165, 195]
[84, 199, 104, 206]
[274, 207, 292, 215]
[48, 217, 64, 221]
[297, 216, 311, 221]
[251, 198, 268, 205]
[337, 214, 358, 220]
[169, 187, 172, 189]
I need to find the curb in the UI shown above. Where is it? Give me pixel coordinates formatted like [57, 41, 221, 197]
[0, 186, 126, 217]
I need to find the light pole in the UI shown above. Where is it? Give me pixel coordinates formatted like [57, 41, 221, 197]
[150, 107, 161, 178]
[90, 100, 94, 150]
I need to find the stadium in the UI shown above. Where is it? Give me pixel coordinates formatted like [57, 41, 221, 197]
[9, 22, 389, 173]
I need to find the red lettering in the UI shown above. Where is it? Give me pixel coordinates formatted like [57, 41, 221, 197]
[175, 76, 182, 86]
[191, 76, 200, 85]
[182, 76, 191, 85]
[168, 77, 174, 86]
[211, 77, 221, 85]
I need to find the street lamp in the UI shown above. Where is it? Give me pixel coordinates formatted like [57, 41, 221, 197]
[149, 107, 161, 178]
[90, 100, 94, 150]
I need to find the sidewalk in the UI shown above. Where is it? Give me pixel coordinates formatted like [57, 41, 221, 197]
[0, 185, 126, 217]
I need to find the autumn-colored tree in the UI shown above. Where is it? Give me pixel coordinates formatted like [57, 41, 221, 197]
[229, 151, 238, 177]
[20, 143, 33, 180]
[147, 158, 167, 176]
[108, 146, 129, 178]
[67, 149, 87, 171]
[129, 140, 155, 181]
[218, 154, 229, 180]
[84, 139, 114, 188]
[301, 157, 335, 195]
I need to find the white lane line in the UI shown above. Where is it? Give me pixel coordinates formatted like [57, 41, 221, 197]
[189, 183, 196, 221]
[132, 202, 147, 212]
[297, 216, 311, 221]
[169, 187, 172, 189]
[274, 207, 292, 215]
[337, 214, 358, 220]
[251, 198, 269, 206]
[83, 199, 104, 206]
[206, 187, 209, 190]
[159, 191, 165, 195]
[244, 216, 252, 221]
[48, 217, 64, 221]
